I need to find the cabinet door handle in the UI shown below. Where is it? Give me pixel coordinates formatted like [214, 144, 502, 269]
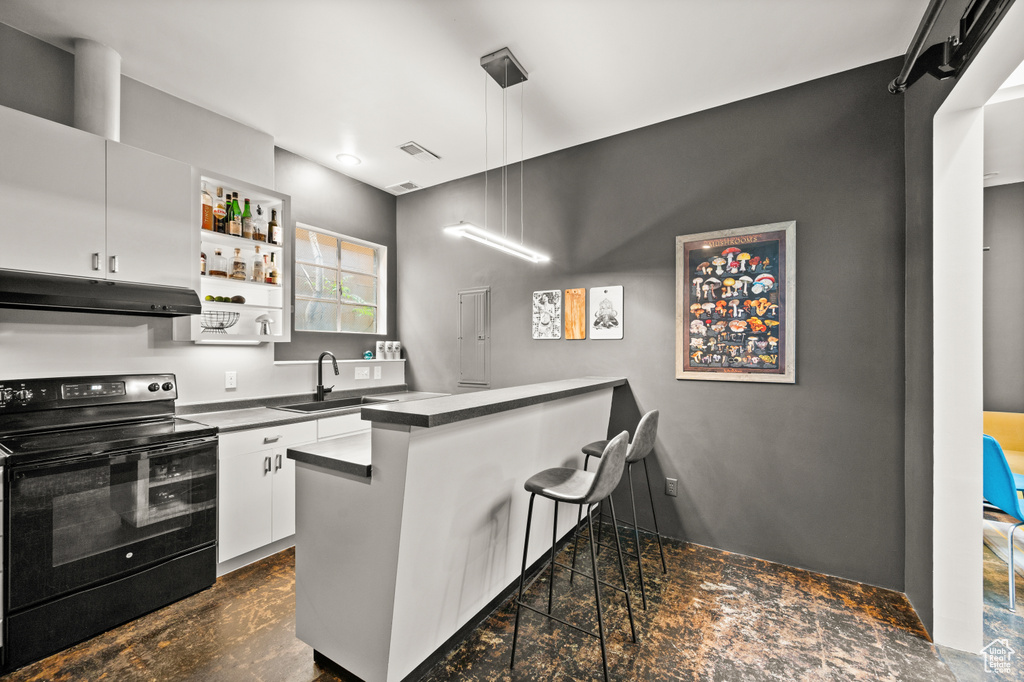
[92, 253, 101, 271]
[263, 455, 272, 475]
[263, 435, 281, 444]
[109, 255, 119, 273]
[275, 454, 282, 471]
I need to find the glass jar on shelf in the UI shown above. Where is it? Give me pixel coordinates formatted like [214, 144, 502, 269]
[209, 249, 228, 278]
[251, 246, 265, 283]
[230, 248, 247, 281]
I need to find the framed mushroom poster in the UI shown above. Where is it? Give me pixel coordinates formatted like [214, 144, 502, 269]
[675, 221, 795, 382]
[532, 290, 562, 339]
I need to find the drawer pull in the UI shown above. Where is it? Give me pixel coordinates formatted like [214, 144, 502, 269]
[92, 253, 101, 271]
[109, 255, 119, 273]
[275, 454, 282, 472]
[263, 435, 281, 444]
[263, 456, 272, 475]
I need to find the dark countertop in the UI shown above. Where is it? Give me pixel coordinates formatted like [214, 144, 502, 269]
[360, 377, 626, 428]
[184, 390, 446, 433]
[288, 431, 372, 478]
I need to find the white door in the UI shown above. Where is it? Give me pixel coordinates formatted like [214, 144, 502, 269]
[218, 449, 273, 562]
[271, 449, 296, 541]
[0, 105, 106, 277]
[105, 141, 192, 287]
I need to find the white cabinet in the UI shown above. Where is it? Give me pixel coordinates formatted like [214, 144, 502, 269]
[0, 105, 106, 278]
[0, 104, 192, 288]
[217, 421, 316, 563]
[174, 171, 292, 344]
[105, 141, 192, 287]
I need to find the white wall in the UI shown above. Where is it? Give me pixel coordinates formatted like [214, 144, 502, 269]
[0, 308, 405, 405]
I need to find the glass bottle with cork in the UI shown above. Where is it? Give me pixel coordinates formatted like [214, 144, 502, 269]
[251, 246, 265, 282]
[241, 198, 253, 239]
[228, 193, 242, 237]
[201, 183, 213, 231]
[213, 187, 227, 233]
[230, 248, 247, 280]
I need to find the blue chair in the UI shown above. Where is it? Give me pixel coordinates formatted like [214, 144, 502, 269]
[983, 434, 1024, 611]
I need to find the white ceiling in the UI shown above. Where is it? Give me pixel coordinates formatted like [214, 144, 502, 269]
[985, 60, 1024, 188]
[0, 0, 931, 193]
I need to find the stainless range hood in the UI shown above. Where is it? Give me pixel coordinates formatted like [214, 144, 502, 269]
[0, 270, 202, 317]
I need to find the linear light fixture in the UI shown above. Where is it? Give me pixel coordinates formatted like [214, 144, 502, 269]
[444, 223, 549, 263]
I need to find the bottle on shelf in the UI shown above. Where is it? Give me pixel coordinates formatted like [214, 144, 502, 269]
[200, 251, 207, 276]
[267, 253, 280, 285]
[201, 183, 213, 231]
[228, 192, 242, 237]
[241, 198, 253, 239]
[213, 187, 227, 233]
[209, 249, 228, 278]
[252, 246, 265, 283]
[253, 205, 267, 242]
[268, 209, 281, 245]
[230, 248, 247, 280]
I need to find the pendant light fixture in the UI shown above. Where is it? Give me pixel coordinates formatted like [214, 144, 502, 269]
[444, 47, 549, 264]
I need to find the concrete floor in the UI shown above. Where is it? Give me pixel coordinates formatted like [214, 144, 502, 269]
[2, 527, 1014, 681]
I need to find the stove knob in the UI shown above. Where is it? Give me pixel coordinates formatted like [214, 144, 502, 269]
[14, 389, 33, 402]
[0, 388, 13, 405]
[148, 382, 160, 392]
[162, 382, 174, 392]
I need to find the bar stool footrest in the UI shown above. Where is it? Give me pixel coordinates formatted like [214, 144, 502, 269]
[515, 600, 600, 640]
[553, 560, 631, 593]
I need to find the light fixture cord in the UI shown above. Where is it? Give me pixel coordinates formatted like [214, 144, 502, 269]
[502, 58, 508, 238]
[521, 80, 525, 245]
[484, 70, 488, 231]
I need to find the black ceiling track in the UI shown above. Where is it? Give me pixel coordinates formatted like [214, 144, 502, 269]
[889, 0, 1016, 94]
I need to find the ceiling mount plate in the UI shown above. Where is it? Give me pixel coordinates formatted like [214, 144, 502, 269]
[480, 47, 528, 88]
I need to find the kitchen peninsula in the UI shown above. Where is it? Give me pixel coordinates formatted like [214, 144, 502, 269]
[288, 377, 625, 682]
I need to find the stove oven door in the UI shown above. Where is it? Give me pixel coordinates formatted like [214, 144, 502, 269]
[5, 436, 217, 612]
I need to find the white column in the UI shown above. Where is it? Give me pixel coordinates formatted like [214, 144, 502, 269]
[74, 38, 120, 141]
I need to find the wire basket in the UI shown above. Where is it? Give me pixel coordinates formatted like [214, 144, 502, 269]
[200, 311, 240, 334]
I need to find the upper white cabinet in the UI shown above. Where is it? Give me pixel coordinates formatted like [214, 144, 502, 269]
[0, 105, 106, 278]
[106, 141, 192, 287]
[0, 104, 192, 289]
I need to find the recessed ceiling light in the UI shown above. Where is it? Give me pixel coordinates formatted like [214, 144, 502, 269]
[336, 153, 361, 166]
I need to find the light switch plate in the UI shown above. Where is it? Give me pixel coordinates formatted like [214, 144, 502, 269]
[225, 371, 237, 389]
[373, 366, 382, 379]
[355, 367, 370, 380]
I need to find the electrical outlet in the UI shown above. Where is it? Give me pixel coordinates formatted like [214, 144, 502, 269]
[665, 477, 678, 497]
[224, 371, 237, 389]
[373, 366, 382, 379]
[355, 367, 370, 380]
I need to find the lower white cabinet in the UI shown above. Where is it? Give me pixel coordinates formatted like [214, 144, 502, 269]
[217, 421, 316, 563]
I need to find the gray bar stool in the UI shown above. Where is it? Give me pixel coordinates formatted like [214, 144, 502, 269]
[571, 410, 665, 610]
[510, 431, 637, 682]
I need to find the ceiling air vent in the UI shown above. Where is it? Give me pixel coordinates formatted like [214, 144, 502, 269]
[398, 141, 441, 164]
[385, 181, 421, 194]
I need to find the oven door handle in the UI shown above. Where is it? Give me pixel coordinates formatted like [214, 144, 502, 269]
[9, 435, 218, 473]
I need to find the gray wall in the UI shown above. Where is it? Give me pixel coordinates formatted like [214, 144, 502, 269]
[397, 59, 907, 589]
[984, 183, 1024, 412]
[274, 148, 398, 362]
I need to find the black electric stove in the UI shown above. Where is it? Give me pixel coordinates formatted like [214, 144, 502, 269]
[0, 374, 218, 672]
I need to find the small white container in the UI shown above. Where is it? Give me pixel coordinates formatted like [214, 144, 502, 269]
[376, 341, 386, 359]
[392, 341, 401, 360]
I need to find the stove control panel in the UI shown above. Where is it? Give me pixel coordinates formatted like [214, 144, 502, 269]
[0, 374, 178, 412]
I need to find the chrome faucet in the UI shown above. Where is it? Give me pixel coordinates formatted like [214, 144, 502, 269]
[316, 351, 339, 401]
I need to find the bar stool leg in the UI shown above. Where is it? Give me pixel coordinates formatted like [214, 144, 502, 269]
[510, 493, 536, 669]
[548, 501, 558, 614]
[626, 463, 648, 610]
[642, 458, 668, 573]
[586, 503, 610, 682]
[607, 496, 638, 643]
[570, 455, 592, 584]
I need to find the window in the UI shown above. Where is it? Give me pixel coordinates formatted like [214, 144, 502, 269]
[294, 224, 386, 334]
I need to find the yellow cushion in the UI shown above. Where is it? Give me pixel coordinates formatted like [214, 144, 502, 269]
[984, 411, 1024, 476]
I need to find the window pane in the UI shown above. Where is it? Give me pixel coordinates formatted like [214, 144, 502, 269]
[339, 304, 377, 333]
[340, 272, 377, 305]
[340, 241, 376, 274]
[294, 264, 338, 300]
[295, 227, 338, 268]
[296, 298, 339, 332]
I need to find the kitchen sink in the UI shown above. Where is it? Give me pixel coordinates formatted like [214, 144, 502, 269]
[274, 396, 397, 414]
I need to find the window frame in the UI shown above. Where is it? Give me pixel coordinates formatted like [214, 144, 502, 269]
[293, 222, 387, 335]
